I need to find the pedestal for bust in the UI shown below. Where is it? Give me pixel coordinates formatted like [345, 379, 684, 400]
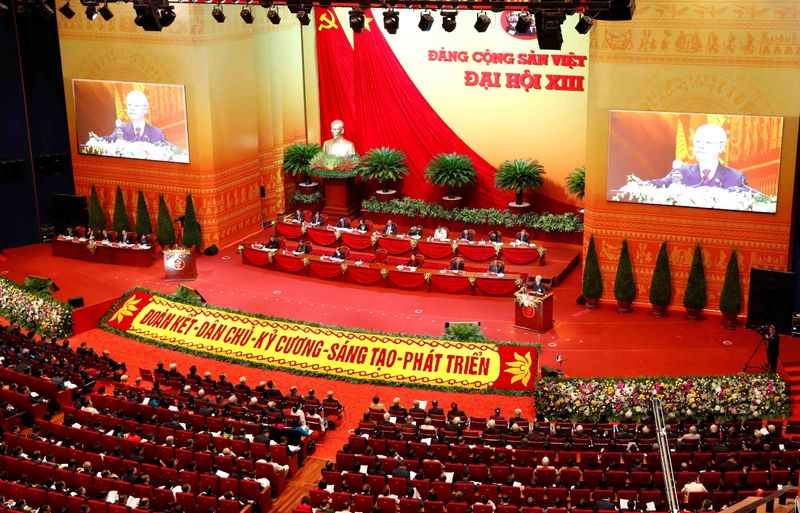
[323, 177, 361, 220]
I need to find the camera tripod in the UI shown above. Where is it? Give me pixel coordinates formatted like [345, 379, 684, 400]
[742, 335, 769, 373]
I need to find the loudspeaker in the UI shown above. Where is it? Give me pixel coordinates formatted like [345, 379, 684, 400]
[204, 244, 219, 256]
[259, 186, 266, 198]
[747, 268, 795, 334]
[68, 296, 84, 308]
[52, 194, 88, 234]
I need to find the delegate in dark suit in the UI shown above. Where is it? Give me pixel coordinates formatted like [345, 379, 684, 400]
[382, 223, 397, 235]
[649, 163, 748, 189]
[488, 260, 505, 273]
[450, 258, 465, 271]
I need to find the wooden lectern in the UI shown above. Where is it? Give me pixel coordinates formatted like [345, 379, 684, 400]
[163, 248, 197, 281]
[514, 293, 554, 333]
[323, 177, 361, 220]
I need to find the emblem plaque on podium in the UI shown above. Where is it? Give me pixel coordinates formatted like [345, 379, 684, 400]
[163, 247, 197, 281]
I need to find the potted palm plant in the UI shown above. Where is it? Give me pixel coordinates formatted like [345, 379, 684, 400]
[683, 243, 707, 321]
[283, 143, 322, 194]
[582, 235, 602, 309]
[719, 249, 742, 330]
[494, 159, 546, 214]
[361, 147, 409, 202]
[425, 153, 477, 209]
[565, 166, 585, 200]
[649, 241, 672, 317]
[613, 239, 636, 313]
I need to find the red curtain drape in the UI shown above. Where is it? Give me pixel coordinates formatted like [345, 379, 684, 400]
[310, 260, 344, 279]
[475, 277, 518, 296]
[501, 247, 540, 265]
[430, 275, 472, 294]
[387, 270, 427, 289]
[416, 241, 455, 260]
[274, 254, 307, 273]
[242, 248, 270, 266]
[347, 265, 384, 285]
[340, 232, 373, 250]
[315, 9, 360, 150]
[353, 11, 512, 209]
[458, 244, 498, 262]
[377, 238, 412, 255]
[276, 223, 303, 240]
[307, 228, 338, 247]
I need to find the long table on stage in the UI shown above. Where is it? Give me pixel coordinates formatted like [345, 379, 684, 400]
[274, 222, 541, 265]
[243, 246, 525, 296]
[51, 237, 156, 267]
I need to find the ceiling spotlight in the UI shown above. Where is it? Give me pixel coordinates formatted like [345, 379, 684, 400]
[98, 2, 113, 20]
[575, 14, 594, 34]
[295, 8, 309, 25]
[160, 5, 175, 26]
[58, 1, 75, 18]
[418, 11, 433, 31]
[348, 7, 364, 32]
[441, 10, 457, 32]
[266, 7, 279, 23]
[515, 11, 532, 34]
[211, 4, 224, 22]
[473, 12, 490, 32]
[85, 4, 97, 19]
[240, 5, 253, 23]
[382, 9, 398, 34]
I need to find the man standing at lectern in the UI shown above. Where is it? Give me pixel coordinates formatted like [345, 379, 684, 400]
[322, 119, 357, 157]
[528, 275, 547, 295]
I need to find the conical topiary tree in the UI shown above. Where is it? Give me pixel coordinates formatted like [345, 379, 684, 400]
[112, 186, 130, 233]
[683, 243, 707, 319]
[88, 185, 106, 229]
[182, 193, 201, 250]
[135, 191, 152, 236]
[156, 195, 176, 247]
[719, 249, 742, 328]
[649, 241, 672, 316]
[582, 235, 602, 308]
[613, 239, 635, 312]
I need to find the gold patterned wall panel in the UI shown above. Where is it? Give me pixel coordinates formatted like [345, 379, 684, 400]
[59, 5, 308, 249]
[583, 0, 799, 310]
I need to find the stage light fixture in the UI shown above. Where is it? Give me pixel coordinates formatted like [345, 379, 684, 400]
[473, 12, 490, 32]
[240, 5, 253, 23]
[266, 7, 279, 23]
[515, 11, 531, 33]
[418, 11, 433, 31]
[441, 10, 457, 32]
[58, 1, 75, 18]
[348, 7, 364, 32]
[133, 1, 163, 29]
[98, 1, 113, 21]
[295, 8, 309, 25]
[160, 5, 175, 26]
[382, 9, 398, 34]
[574, 14, 593, 34]
[85, 4, 98, 19]
[534, 10, 565, 50]
[34, 0, 55, 18]
[0, 1, 8, 12]
[211, 3, 224, 22]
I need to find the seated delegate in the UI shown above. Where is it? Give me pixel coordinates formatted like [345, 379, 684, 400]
[406, 254, 420, 268]
[488, 230, 502, 243]
[459, 229, 473, 242]
[331, 247, 347, 260]
[356, 219, 369, 232]
[382, 220, 398, 235]
[309, 212, 324, 227]
[293, 239, 311, 255]
[487, 259, 505, 274]
[408, 225, 423, 238]
[265, 235, 280, 249]
[449, 257, 465, 271]
[335, 217, 350, 229]
[433, 225, 449, 240]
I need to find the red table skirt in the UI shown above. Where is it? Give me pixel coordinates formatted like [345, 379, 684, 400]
[458, 244, 499, 262]
[417, 241, 454, 260]
[377, 238, 412, 255]
[340, 232, 373, 250]
[502, 246, 540, 265]
[51, 239, 155, 267]
[242, 248, 520, 297]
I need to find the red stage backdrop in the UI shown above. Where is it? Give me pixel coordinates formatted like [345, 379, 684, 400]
[103, 288, 539, 395]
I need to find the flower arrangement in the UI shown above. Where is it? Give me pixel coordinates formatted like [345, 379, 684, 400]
[0, 276, 73, 339]
[371, 233, 379, 246]
[289, 191, 323, 205]
[613, 175, 777, 212]
[468, 276, 476, 286]
[302, 258, 310, 267]
[451, 240, 459, 253]
[81, 132, 189, 163]
[164, 247, 191, 257]
[537, 247, 547, 258]
[535, 374, 790, 421]
[515, 290, 544, 307]
[87, 240, 98, 254]
[380, 268, 389, 279]
[236, 244, 244, 255]
[267, 252, 274, 264]
[309, 153, 361, 178]
[334, 231, 342, 241]
[301, 225, 308, 235]
[424, 272, 432, 284]
[410, 239, 418, 250]
[340, 263, 348, 274]
[514, 278, 523, 287]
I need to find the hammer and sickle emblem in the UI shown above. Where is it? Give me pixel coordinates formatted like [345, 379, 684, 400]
[317, 11, 338, 30]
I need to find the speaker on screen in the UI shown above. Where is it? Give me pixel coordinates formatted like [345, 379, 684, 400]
[68, 296, 84, 308]
[747, 268, 795, 334]
[204, 245, 219, 256]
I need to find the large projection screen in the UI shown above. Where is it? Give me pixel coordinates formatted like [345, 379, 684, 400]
[607, 111, 783, 213]
[73, 79, 189, 164]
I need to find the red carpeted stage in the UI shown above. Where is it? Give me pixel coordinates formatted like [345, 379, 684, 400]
[2, 239, 798, 457]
